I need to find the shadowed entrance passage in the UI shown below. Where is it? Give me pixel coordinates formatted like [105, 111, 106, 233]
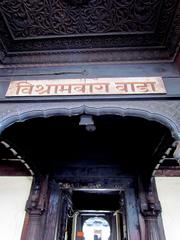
[0, 114, 175, 240]
[0, 115, 173, 180]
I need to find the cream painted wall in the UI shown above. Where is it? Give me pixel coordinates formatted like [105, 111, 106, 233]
[0, 177, 32, 240]
[156, 177, 180, 240]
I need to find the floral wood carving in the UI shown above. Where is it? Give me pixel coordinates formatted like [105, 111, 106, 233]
[0, 0, 165, 39]
[68, 0, 89, 6]
[0, 0, 179, 63]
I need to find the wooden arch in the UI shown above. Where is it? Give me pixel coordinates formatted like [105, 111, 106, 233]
[0, 102, 179, 177]
[0, 102, 176, 240]
[0, 104, 179, 139]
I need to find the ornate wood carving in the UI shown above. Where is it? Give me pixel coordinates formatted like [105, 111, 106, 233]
[22, 178, 72, 240]
[139, 178, 165, 240]
[68, 0, 89, 6]
[26, 177, 48, 215]
[20, 175, 166, 240]
[24, 176, 48, 240]
[0, 0, 163, 38]
[0, 0, 179, 63]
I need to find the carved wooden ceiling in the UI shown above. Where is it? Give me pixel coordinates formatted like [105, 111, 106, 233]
[0, 0, 179, 65]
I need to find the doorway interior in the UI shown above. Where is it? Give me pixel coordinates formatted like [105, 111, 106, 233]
[66, 190, 127, 240]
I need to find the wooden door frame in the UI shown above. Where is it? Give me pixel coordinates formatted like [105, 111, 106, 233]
[20, 175, 166, 240]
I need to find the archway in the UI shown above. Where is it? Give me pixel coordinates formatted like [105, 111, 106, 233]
[0, 114, 175, 179]
[0, 107, 179, 240]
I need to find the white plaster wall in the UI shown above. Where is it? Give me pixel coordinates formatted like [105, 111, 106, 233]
[155, 177, 180, 240]
[0, 177, 32, 240]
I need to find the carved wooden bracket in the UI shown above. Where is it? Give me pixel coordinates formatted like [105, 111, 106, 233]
[140, 191, 161, 218]
[21, 176, 49, 240]
[26, 176, 48, 216]
[138, 178, 165, 240]
[139, 177, 162, 219]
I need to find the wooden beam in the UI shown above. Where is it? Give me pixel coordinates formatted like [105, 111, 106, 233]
[155, 166, 180, 177]
[0, 162, 31, 176]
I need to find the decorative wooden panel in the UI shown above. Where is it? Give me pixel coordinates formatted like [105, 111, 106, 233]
[0, 0, 179, 64]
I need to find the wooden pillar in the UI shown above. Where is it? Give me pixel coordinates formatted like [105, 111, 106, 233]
[21, 176, 48, 240]
[141, 192, 162, 240]
[139, 178, 165, 240]
[21, 177, 73, 240]
[43, 181, 62, 240]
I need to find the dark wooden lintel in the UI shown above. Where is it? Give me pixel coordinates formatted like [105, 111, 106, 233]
[155, 166, 180, 176]
[0, 161, 31, 176]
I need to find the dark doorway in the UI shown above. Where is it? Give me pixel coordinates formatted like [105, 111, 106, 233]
[62, 190, 127, 240]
